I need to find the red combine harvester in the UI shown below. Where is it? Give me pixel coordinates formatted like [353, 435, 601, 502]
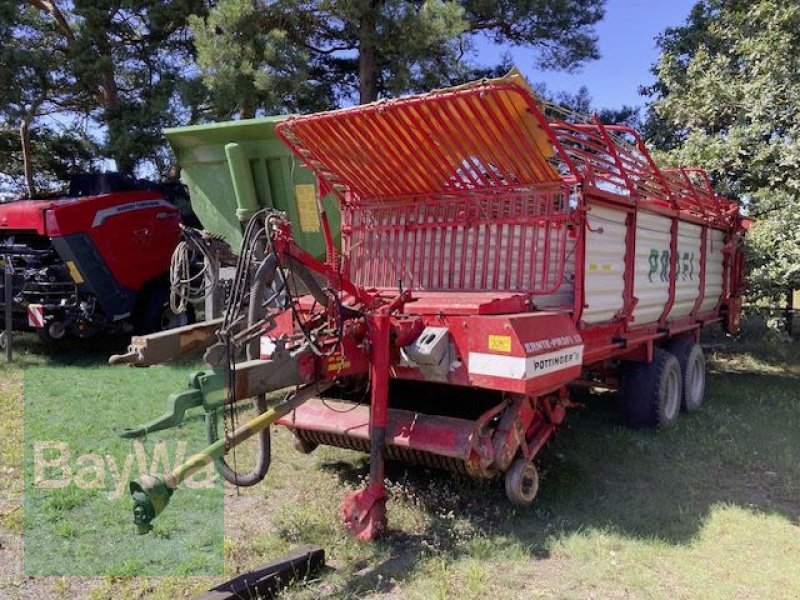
[124, 71, 747, 541]
[0, 188, 184, 342]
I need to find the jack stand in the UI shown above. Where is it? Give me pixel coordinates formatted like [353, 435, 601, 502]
[342, 314, 390, 541]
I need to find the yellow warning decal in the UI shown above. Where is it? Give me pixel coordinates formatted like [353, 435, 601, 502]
[488, 335, 512, 353]
[294, 184, 321, 233]
[66, 261, 84, 284]
[589, 263, 612, 272]
[327, 355, 351, 372]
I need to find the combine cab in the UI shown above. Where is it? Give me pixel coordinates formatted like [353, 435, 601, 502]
[119, 70, 747, 541]
[0, 188, 184, 342]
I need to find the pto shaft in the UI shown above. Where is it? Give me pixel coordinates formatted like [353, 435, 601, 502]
[130, 382, 329, 534]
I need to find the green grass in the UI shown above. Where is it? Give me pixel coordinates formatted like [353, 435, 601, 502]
[11, 334, 224, 576]
[0, 331, 798, 597]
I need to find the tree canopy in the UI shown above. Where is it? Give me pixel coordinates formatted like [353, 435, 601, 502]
[644, 0, 800, 301]
[1, 0, 207, 192]
[0, 0, 606, 194]
[191, 0, 605, 115]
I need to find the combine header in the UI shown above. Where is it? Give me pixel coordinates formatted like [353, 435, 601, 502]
[120, 70, 747, 541]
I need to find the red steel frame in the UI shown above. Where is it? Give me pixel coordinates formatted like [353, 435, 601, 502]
[271, 79, 748, 540]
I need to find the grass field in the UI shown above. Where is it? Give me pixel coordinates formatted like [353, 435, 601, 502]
[23, 358, 224, 576]
[0, 326, 798, 598]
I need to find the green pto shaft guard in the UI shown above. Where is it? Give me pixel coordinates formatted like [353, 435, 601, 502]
[130, 475, 174, 535]
[128, 383, 328, 534]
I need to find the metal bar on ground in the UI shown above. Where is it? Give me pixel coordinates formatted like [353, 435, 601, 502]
[197, 545, 325, 600]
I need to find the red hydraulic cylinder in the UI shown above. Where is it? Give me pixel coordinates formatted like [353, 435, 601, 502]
[341, 313, 391, 541]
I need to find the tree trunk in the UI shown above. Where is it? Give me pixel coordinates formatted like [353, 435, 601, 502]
[20, 117, 35, 199]
[239, 101, 256, 120]
[19, 93, 45, 199]
[785, 289, 794, 336]
[358, 1, 379, 104]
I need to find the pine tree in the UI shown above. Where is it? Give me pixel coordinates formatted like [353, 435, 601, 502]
[1, 0, 208, 184]
[190, 0, 605, 116]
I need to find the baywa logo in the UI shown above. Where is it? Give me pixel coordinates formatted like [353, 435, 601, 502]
[32, 440, 218, 500]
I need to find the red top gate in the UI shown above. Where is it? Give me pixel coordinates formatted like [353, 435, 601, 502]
[276, 77, 573, 295]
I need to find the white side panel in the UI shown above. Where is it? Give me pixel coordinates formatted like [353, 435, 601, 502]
[700, 228, 725, 313]
[632, 212, 672, 324]
[582, 205, 626, 323]
[669, 221, 703, 319]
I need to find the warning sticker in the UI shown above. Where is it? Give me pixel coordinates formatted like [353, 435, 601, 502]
[488, 335, 512, 353]
[294, 184, 321, 233]
[65, 261, 84, 284]
[327, 355, 351, 372]
[27, 304, 44, 329]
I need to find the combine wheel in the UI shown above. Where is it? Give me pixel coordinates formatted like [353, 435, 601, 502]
[504, 458, 539, 508]
[665, 338, 706, 412]
[135, 283, 195, 335]
[619, 348, 682, 429]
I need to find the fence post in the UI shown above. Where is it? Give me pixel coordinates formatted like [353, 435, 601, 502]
[4, 257, 13, 361]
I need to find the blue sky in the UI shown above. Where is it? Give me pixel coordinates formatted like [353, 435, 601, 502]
[475, 0, 697, 110]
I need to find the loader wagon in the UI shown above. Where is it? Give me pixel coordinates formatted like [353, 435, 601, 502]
[124, 70, 746, 541]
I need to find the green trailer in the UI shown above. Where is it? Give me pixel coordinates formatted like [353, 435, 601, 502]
[165, 116, 341, 258]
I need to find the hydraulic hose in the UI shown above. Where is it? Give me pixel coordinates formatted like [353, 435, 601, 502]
[284, 256, 328, 308]
[215, 254, 278, 487]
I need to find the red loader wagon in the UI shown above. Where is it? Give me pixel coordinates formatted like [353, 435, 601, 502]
[125, 70, 747, 541]
[271, 70, 747, 538]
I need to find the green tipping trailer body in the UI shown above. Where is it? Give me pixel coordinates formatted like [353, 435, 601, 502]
[164, 116, 340, 258]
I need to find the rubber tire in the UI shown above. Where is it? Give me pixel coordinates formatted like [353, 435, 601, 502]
[35, 324, 68, 347]
[134, 284, 195, 335]
[619, 348, 682, 429]
[504, 458, 540, 508]
[665, 339, 706, 412]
